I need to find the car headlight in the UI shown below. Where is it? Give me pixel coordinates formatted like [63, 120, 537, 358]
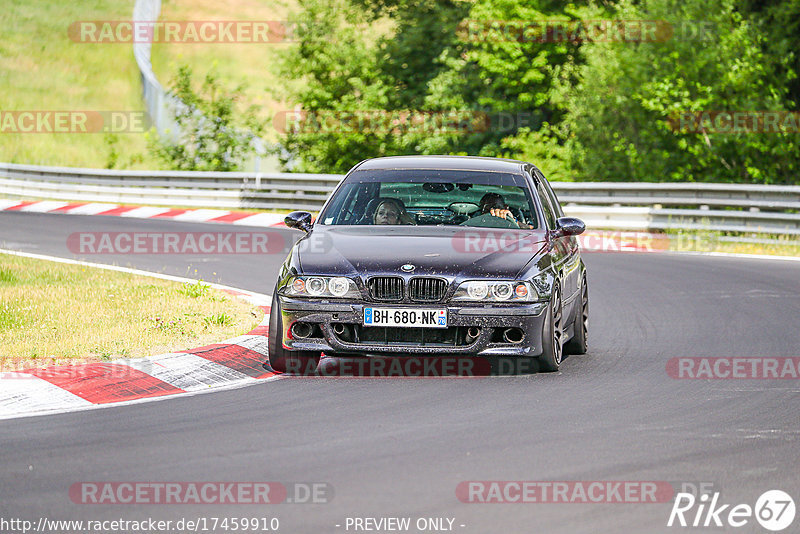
[283, 276, 360, 299]
[327, 277, 350, 297]
[306, 277, 326, 296]
[467, 281, 489, 300]
[453, 280, 538, 302]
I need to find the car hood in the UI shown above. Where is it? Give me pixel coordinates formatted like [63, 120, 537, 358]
[295, 225, 548, 280]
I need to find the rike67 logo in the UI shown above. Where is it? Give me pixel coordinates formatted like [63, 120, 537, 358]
[668, 490, 795, 531]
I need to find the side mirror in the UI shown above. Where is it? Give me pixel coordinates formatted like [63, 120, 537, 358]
[285, 211, 313, 233]
[554, 217, 585, 238]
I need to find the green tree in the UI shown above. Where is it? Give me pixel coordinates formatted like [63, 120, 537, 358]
[276, 0, 476, 172]
[276, 0, 588, 171]
[518, 0, 800, 183]
[148, 66, 265, 171]
[274, 0, 390, 172]
[417, 0, 599, 160]
[737, 0, 800, 109]
[277, 0, 799, 184]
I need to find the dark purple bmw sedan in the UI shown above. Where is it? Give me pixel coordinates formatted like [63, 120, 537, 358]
[268, 155, 587, 374]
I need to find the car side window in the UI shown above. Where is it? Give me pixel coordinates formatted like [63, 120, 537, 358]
[326, 183, 369, 224]
[535, 180, 557, 230]
[534, 169, 564, 218]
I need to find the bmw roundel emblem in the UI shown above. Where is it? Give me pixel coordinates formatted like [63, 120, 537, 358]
[401, 263, 415, 272]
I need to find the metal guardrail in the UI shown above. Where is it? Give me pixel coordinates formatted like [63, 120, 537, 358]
[0, 163, 340, 212]
[562, 206, 800, 236]
[554, 182, 800, 210]
[1, 162, 799, 236]
[132, 0, 177, 140]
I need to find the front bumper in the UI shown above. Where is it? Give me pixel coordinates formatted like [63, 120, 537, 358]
[278, 296, 548, 356]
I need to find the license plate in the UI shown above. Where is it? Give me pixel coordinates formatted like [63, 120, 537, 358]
[363, 308, 447, 328]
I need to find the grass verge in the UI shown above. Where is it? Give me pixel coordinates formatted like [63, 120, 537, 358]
[664, 229, 800, 257]
[0, 253, 261, 371]
[1, 0, 163, 169]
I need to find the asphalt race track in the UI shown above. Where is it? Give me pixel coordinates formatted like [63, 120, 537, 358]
[1, 211, 799, 533]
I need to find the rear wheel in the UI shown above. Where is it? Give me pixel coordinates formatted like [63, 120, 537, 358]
[564, 274, 588, 355]
[267, 290, 320, 374]
[538, 285, 564, 372]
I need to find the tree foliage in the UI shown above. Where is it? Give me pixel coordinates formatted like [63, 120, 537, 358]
[148, 66, 265, 171]
[537, 0, 800, 183]
[275, 0, 800, 183]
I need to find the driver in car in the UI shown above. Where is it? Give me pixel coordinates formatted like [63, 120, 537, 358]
[462, 193, 532, 229]
[373, 198, 416, 225]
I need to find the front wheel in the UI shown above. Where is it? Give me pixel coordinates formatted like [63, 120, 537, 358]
[564, 274, 588, 355]
[267, 290, 320, 374]
[538, 285, 564, 372]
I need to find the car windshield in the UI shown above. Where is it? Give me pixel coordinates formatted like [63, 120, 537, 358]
[319, 169, 539, 229]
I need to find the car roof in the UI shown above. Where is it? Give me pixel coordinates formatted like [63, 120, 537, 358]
[353, 155, 528, 174]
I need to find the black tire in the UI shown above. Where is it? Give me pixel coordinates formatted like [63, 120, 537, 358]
[267, 290, 320, 374]
[538, 284, 564, 372]
[485, 354, 537, 376]
[564, 274, 588, 355]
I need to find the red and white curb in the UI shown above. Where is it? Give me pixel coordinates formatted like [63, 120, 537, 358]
[0, 250, 280, 421]
[0, 199, 288, 227]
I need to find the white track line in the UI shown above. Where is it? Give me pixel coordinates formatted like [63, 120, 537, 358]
[0, 248, 272, 304]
